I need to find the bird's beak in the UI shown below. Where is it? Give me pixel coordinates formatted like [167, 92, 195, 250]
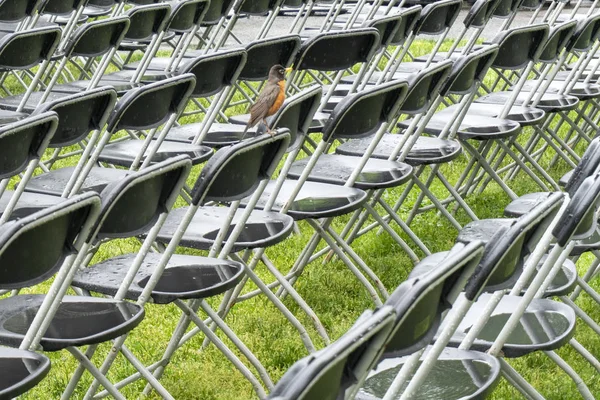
[285, 67, 293, 74]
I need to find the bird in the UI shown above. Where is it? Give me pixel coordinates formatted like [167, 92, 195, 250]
[241, 64, 291, 139]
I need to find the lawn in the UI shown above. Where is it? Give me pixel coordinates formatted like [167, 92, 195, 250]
[9, 38, 600, 400]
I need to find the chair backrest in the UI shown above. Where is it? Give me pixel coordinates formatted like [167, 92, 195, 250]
[269, 85, 322, 152]
[239, 0, 283, 15]
[0, 0, 41, 22]
[491, 23, 549, 70]
[538, 19, 578, 64]
[178, 48, 246, 97]
[566, 12, 600, 53]
[565, 138, 600, 195]
[459, 192, 565, 293]
[238, 35, 301, 81]
[323, 79, 409, 141]
[107, 73, 195, 132]
[268, 306, 396, 400]
[38, 0, 87, 15]
[63, 15, 130, 59]
[400, 60, 454, 115]
[463, 0, 503, 29]
[92, 155, 191, 240]
[124, 3, 171, 41]
[382, 241, 485, 357]
[491, 0, 522, 18]
[191, 131, 290, 205]
[34, 86, 118, 147]
[414, 0, 462, 36]
[389, 5, 421, 46]
[200, 0, 236, 25]
[165, 0, 210, 34]
[0, 112, 57, 180]
[292, 28, 380, 72]
[0, 26, 61, 71]
[0, 192, 100, 290]
[443, 45, 498, 96]
[362, 12, 404, 51]
[553, 172, 600, 246]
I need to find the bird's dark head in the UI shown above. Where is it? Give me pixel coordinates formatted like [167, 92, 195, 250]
[269, 64, 291, 82]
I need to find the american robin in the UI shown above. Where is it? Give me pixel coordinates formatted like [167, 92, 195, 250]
[241, 64, 292, 139]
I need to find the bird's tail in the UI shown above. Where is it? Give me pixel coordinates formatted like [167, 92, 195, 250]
[240, 123, 250, 140]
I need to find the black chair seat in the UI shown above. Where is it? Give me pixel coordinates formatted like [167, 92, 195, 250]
[72, 253, 245, 305]
[503, 192, 552, 218]
[0, 295, 144, 351]
[0, 91, 74, 113]
[457, 218, 516, 244]
[520, 254, 577, 297]
[397, 113, 522, 141]
[335, 134, 463, 165]
[287, 154, 413, 190]
[229, 111, 330, 134]
[118, 31, 177, 51]
[476, 91, 579, 114]
[155, 206, 295, 252]
[83, 4, 113, 17]
[0, 109, 28, 126]
[521, 80, 600, 101]
[25, 166, 130, 196]
[98, 140, 213, 168]
[554, 69, 600, 83]
[0, 190, 65, 220]
[357, 347, 501, 400]
[166, 122, 261, 147]
[442, 293, 576, 357]
[122, 57, 176, 72]
[52, 71, 143, 96]
[456, 103, 545, 126]
[0, 347, 50, 399]
[241, 179, 369, 220]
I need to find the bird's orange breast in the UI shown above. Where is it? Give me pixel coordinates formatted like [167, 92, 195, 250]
[267, 81, 286, 116]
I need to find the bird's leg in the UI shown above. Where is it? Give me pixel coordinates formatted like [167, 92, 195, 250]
[263, 119, 274, 136]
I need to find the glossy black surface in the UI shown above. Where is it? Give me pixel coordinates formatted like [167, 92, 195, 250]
[73, 253, 244, 304]
[98, 140, 213, 167]
[287, 154, 413, 190]
[0, 295, 144, 351]
[0, 347, 50, 399]
[25, 166, 129, 196]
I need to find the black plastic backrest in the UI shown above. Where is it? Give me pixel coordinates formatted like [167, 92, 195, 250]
[108, 73, 195, 132]
[166, 0, 210, 33]
[293, 28, 380, 72]
[492, 0, 523, 18]
[201, 0, 236, 25]
[491, 23, 549, 70]
[414, 0, 462, 36]
[0, 26, 61, 71]
[443, 45, 498, 95]
[383, 241, 485, 357]
[34, 87, 117, 147]
[124, 3, 171, 41]
[567, 13, 600, 53]
[464, 0, 503, 29]
[270, 85, 322, 152]
[240, 0, 282, 15]
[400, 60, 453, 115]
[0, 0, 41, 22]
[178, 48, 246, 97]
[565, 138, 600, 195]
[93, 155, 192, 240]
[0, 112, 57, 180]
[269, 306, 395, 400]
[519, 0, 543, 10]
[462, 192, 564, 294]
[63, 16, 130, 59]
[39, 0, 87, 15]
[323, 79, 409, 141]
[362, 13, 404, 51]
[538, 19, 577, 63]
[191, 130, 290, 204]
[239, 35, 301, 81]
[390, 6, 421, 46]
[553, 173, 600, 246]
[0, 192, 100, 290]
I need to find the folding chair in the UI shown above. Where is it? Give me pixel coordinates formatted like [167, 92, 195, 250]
[76, 132, 293, 399]
[23, 74, 198, 197]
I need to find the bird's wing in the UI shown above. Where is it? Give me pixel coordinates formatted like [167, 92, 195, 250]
[247, 84, 281, 128]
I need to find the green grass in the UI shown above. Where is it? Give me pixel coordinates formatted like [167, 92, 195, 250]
[7, 39, 600, 399]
